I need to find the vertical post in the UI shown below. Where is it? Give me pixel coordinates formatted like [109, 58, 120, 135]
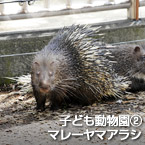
[128, 0, 139, 20]
[44, 0, 50, 9]
[0, 4, 4, 15]
[66, 0, 71, 9]
[108, 0, 114, 3]
[20, 2, 28, 13]
[136, 0, 139, 20]
[107, 0, 114, 5]
[88, 0, 92, 4]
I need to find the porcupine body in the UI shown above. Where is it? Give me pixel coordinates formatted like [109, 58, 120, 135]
[106, 44, 145, 92]
[31, 25, 127, 111]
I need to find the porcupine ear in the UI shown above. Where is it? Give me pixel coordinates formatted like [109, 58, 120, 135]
[34, 62, 39, 66]
[134, 46, 141, 53]
[133, 46, 143, 61]
[31, 62, 39, 75]
[34, 62, 38, 65]
[50, 61, 54, 66]
[32, 62, 40, 70]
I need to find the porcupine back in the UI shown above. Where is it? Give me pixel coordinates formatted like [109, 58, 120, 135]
[31, 25, 128, 111]
[106, 44, 145, 92]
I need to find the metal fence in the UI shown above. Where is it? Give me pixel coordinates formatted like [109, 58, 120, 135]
[0, 0, 145, 21]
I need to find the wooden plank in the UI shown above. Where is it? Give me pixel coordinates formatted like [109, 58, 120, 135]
[127, 0, 139, 20]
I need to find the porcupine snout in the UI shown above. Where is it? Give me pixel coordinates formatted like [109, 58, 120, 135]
[39, 80, 51, 94]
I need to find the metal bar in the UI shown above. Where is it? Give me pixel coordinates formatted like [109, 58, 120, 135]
[0, 0, 35, 4]
[0, 52, 38, 58]
[0, 2, 130, 21]
[111, 39, 145, 45]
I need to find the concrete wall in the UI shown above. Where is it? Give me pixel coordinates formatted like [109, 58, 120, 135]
[0, 31, 54, 84]
[102, 25, 145, 44]
[0, 23, 145, 84]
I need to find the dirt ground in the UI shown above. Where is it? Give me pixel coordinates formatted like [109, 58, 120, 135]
[0, 87, 145, 145]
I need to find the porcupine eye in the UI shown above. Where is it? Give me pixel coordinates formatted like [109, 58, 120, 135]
[49, 71, 53, 77]
[36, 71, 40, 77]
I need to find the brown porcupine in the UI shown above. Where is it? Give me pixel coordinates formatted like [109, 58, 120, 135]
[31, 25, 128, 111]
[106, 44, 145, 92]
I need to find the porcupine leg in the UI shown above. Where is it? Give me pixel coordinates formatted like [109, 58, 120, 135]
[128, 78, 145, 92]
[33, 90, 46, 112]
[49, 96, 60, 111]
[49, 94, 68, 110]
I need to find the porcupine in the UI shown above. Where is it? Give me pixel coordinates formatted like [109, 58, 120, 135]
[106, 44, 145, 92]
[31, 25, 128, 111]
